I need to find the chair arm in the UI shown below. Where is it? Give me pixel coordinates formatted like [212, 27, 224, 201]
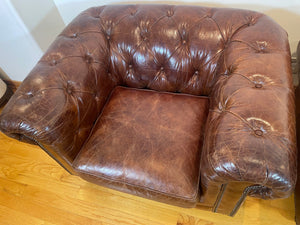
[0, 7, 116, 170]
[200, 14, 296, 202]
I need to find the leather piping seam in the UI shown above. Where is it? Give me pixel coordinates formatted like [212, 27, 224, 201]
[74, 167, 198, 203]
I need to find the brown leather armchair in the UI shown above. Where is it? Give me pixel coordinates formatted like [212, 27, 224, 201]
[0, 5, 296, 216]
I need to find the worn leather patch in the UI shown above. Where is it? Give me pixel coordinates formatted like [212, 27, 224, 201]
[74, 86, 209, 207]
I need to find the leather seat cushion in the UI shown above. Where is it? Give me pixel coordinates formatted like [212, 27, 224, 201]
[73, 86, 209, 207]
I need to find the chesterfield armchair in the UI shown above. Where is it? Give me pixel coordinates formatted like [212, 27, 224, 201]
[0, 5, 296, 216]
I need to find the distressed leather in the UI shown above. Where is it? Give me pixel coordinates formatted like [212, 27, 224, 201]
[0, 5, 296, 209]
[73, 86, 209, 207]
[295, 41, 300, 225]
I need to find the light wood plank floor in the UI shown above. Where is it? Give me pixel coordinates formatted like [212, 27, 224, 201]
[0, 132, 295, 225]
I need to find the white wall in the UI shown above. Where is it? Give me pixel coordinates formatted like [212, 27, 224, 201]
[1, 0, 300, 81]
[0, 0, 43, 81]
[10, 0, 65, 52]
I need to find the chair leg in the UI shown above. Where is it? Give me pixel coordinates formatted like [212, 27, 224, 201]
[213, 182, 251, 216]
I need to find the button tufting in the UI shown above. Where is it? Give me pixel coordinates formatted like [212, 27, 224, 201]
[106, 35, 110, 40]
[255, 83, 263, 88]
[194, 71, 199, 75]
[254, 129, 263, 136]
[128, 64, 133, 69]
[206, 12, 212, 18]
[218, 102, 224, 111]
[247, 17, 256, 26]
[182, 40, 187, 45]
[71, 33, 77, 38]
[130, 10, 137, 16]
[227, 64, 236, 75]
[256, 41, 267, 53]
[140, 32, 148, 41]
[160, 66, 164, 71]
[167, 10, 174, 17]
[66, 82, 73, 94]
[51, 59, 57, 66]
[224, 39, 231, 48]
[26, 92, 34, 98]
[84, 53, 93, 63]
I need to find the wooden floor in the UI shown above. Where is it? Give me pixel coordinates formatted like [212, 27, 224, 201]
[0, 132, 295, 225]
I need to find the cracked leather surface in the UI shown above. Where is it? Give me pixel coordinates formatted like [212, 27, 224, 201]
[73, 86, 209, 207]
[0, 5, 296, 203]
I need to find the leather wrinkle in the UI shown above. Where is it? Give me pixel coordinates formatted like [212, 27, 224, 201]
[73, 86, 210, 206]
[0, 4, 296, 207]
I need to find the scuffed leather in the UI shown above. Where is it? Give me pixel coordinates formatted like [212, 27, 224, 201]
[0, 5, 296, 203]
[73, 86, 209, 207]
[294, 41, 300, 225]
[200, 15, 296, 199]
[0, 7, 116, 165]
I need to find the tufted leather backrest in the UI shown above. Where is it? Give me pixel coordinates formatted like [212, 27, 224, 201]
[70, 5, 267, 95]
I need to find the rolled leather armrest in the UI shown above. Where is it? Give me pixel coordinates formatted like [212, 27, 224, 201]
[0, 7, 116, 168]
[200, 14, 297, 201]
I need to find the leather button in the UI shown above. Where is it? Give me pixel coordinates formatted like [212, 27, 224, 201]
[51, 60, 57, 65]
[26, 92, 34, 98]
[66, 85, 73, 94]
[224, 39, 231, 48]
[194, 71, 199, 75]
[248, 18, 256, 26]
[84, 53, 93, 63]
[106, 35, 110, 40]
[71, 33, 77, 38]
[66, 81, 74, 94]
[160, 66, 164, 71]
[182, 40, 187, 45]
[167, 10, 174, 17]
[254, 129, 263, 136]
[227, 65, 236, 75]
[256, 41, 267, 53]
[255, 83, 263, 88]
[128, 64, 133, 69]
